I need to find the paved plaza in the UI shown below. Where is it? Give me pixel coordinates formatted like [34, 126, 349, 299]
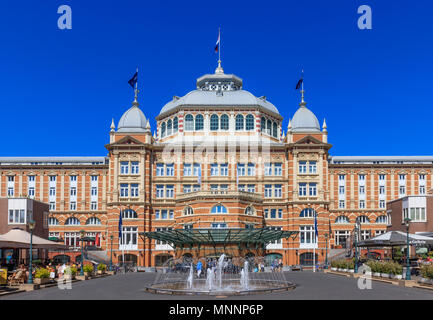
[2, 271, 433, 300]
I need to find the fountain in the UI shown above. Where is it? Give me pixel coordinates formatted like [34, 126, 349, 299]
[240, 260, 249, 290]
[146, 255, 296, 296]
[187, 263, 193, 289]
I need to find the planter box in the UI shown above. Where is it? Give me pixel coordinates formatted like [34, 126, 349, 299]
[381, 273, 390, 278]
[97, 270, 105, 275]
[342, 269, 348, 272]
[393, 275, 402, 280]
[349, 269, 355, 273]
[84, 272, 93, 277]
[34, 278, 51, 285]
[331, 268, 337, 271]
[373, 272, 381, 277]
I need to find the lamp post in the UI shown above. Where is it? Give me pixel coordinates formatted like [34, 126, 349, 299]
[80, 229, 85, 276]
[110, 235, 113, 271]
[354, 219, 360, 274]
[324, 233, 329, 269]
[405, 218, 412, 280]
[27, 220, 36, 284]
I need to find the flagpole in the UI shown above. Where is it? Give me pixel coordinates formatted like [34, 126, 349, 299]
[219, 27, 221, 64]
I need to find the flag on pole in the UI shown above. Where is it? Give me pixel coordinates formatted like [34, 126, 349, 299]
[295, 70, 304, 90]
[214, 29, 220, 53]
[314, 212, 319, 239]
[128, 70, 138, 89]
[118, 208, 123, 242]
[197, 165, 202, 185]
[295, 77, 303, 90]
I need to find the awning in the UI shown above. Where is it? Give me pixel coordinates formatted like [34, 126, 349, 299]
[0, 229, 68, 250]
[140, 228, 299, 247]
[357, 231, 433, 248]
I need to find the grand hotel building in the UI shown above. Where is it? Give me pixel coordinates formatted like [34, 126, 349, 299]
[1, 63, 432, 267]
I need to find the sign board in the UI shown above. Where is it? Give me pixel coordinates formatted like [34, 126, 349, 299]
[0, 269, 7, 285]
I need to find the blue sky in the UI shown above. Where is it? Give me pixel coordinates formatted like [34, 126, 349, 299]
[0, 0, 432, 156]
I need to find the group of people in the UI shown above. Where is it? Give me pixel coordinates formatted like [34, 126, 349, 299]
[270, 259, 284, 272]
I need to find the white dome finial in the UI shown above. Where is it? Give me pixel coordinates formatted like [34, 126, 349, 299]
[322, 118, 327, 132]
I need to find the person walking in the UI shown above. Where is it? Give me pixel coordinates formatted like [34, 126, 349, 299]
[197, 260, 203, 278]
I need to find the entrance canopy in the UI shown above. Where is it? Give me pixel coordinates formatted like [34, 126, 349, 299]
[357, 231, 433, 248]
[0, 229, 68, 250]
[140, 228, 298, 247]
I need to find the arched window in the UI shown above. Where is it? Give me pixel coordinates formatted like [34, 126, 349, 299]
[376, 215, 388, 224]
[173, 117, 178, 132]
[184, 114, 194, 131]
[266, 120, 272, 135]
[246, 114, 255, 131]
[86, 217, 101, 225]
[245, 206, 254, 215]
[236, 115, 244, 131]
[211, 205, 227, 214]
[167, 119, 173, 136]
[48, 217, 59, 226]
[261, 117, 266, 132]
[335, 215, 350, 224]
[272, 122, 278, 138]
[220, 114, 229, 130]
[300, 208, 316, 218]
[357, 215, 370, 224]
[161, 122, 166, 137]
[65, 217, 80, 225]
[122, 209, 138, 219]
[195, 114, 204, 131]
[184, 206, 194, 216]
[210, 114, 219, 131]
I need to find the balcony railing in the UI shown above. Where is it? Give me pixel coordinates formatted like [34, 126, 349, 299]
[176, 190, 263, 202]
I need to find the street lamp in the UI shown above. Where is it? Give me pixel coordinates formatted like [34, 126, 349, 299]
[27, 220, 36, 284]
[354, 219, 360, 274]
[80, 229, 85, 276]
[110, 235, 114, 271]
[405, 217, 412, 280]
[324, 233, 329, 269]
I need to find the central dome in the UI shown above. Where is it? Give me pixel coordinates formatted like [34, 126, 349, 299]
[158, 65, 280, 117]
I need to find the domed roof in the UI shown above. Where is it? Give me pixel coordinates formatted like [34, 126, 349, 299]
[117, 104, 148, 133]
[158, 64, 280, 117]
[160, 90, 279, 115]
[291, 105, 320, 132]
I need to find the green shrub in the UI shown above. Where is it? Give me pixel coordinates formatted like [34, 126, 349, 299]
[35, 268, 50, 279]
[331, 259, 354, 270]
[421, 265, 433, 279]
[83, 264, 94, 273]
[65, 266, 77, 276]
[97, 263, 107, 271]
[366, 260, 402, 275]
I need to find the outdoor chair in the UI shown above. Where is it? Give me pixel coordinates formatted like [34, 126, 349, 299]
[8, 270, 25, 286]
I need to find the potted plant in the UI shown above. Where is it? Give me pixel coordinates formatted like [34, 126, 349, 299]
[330, 260, 338, 271]
[381, 262, 391, 278]
[34, 268, 51, 285]
[420, 265, 433, 285]
[97, 263, 107, 275]
[64, 266, 77, 280]
[390, 262, 403, 280]
[83, 264, 94, 277]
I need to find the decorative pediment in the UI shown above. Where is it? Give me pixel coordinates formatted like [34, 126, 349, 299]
[294, 135, 323, 145]
[114, 135, 144, 146]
